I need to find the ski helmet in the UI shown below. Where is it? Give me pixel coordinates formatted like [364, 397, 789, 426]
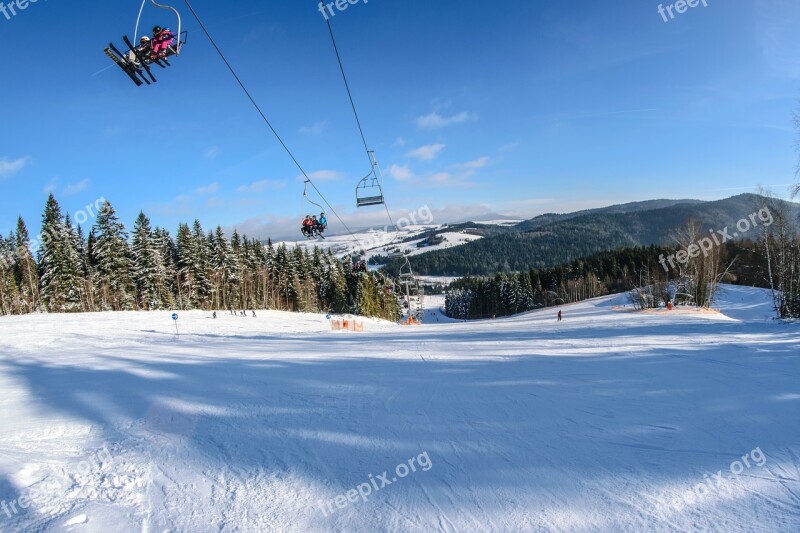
[153, 26, 162, 34]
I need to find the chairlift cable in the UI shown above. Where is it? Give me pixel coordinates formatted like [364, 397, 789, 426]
[182, 0, 366, 250]
[324, 15, 407, 262]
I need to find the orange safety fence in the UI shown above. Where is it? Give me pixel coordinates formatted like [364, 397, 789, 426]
[331, 318, 365, 332]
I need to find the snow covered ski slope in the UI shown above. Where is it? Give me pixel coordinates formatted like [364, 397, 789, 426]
[0, 285, 798, 532]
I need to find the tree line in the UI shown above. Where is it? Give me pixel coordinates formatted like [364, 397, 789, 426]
[445, 245, 668, 319]
[0, 194, 401, 321]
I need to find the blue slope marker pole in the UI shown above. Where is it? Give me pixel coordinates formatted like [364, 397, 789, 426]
[172, 313, 179, 335]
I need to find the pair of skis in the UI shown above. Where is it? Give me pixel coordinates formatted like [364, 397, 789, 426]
[104, 36, 171, 87]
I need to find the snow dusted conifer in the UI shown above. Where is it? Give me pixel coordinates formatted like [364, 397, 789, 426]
[190, 220, 213, 308]
[326, 250, 348, 313]
[175, 223, 194, 309]
[91, 201, 135, 311]
[211, 226, 239, 310]
[13, 217, 39, 313]
[153, 227, 177, 309]
[274, 243, 297, 310]
[132, 212, 172, 310]
[0, 233, 20, 315]
[63, 214, 86, 311]
[38, 194, 79, 312]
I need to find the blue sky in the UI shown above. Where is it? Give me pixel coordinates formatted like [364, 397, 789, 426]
[1, 0, 799, 240]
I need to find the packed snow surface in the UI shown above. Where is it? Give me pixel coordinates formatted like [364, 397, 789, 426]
[0, 285, 798, 532]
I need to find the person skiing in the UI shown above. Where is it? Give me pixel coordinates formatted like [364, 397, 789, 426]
[151, 26, 175, 60]
[557, 310, 562, 321]
[318, 212, 328, 231]
[311, 215, 319, 235]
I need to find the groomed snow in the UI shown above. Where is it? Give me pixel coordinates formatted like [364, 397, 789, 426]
[405, 232, 483, 257]
[0, 285, 798, 532]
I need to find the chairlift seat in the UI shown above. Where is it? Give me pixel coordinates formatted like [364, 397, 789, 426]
[357, 195, 385, 207]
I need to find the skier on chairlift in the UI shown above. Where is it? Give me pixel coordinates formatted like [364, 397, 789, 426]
[136, 36, 152, 58]
[151, 26, 175, 60]
[301, 215, 314, 238]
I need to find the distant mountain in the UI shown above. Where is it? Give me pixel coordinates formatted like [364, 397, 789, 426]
[515, 199, 704, 231]
[398, 194, 800, 276]
[453, 213, 522, 224]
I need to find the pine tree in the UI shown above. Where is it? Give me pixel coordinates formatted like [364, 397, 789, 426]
[325, 250, 348, 313]
[0, 233, 20, 315]
[91, 201, 135, 311]
[153, 227, 177, 309]
[38, 194, 81, 312]
[13, 217, 39, 313]
[63, 214, 87, 311]
[132, 212, 172, 310]
[175, 223, 194, 309]
[211, 226, 239, 310]
[274, 244, 297, 310]
[190, 220, 213, 308]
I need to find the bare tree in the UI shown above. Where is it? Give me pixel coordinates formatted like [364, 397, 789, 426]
[795, 109, 800, 199]
[671, 220, 728, 308]
[753, 192, 800, 318]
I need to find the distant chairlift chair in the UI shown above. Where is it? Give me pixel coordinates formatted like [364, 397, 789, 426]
[356, 175, 385, 207]
[356, 151, 385, 207]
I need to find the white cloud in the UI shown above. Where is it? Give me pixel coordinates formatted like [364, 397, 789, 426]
[430, 172, 454, 185]
[499, 142, 519, 153]
[406, 144, 446, 161]
[0, 156, 31, 179]
[455, 157, 490, 169]
[63, 179, 90, 195]
[237, 179, 286, 194]
[301, 170, 344, 182]
[204, 146, 220, 159]
[388, 164, 415, 181]
[43, 177, 58, 194]
[416, 111, 476, 129]
[300, 121, 329, 136]
[195, 182, 220, 195]
[204, 197, 226, 209]
[392, 137, 407, 147]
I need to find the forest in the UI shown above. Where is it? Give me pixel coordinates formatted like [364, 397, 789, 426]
[445, 202, 800, 321]
[0, 194, 402, 321]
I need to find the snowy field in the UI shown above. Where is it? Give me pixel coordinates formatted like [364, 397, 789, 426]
[405, 232, 483, 257]
[0, 286, 798, 532]
[282, 225, 483, 262]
